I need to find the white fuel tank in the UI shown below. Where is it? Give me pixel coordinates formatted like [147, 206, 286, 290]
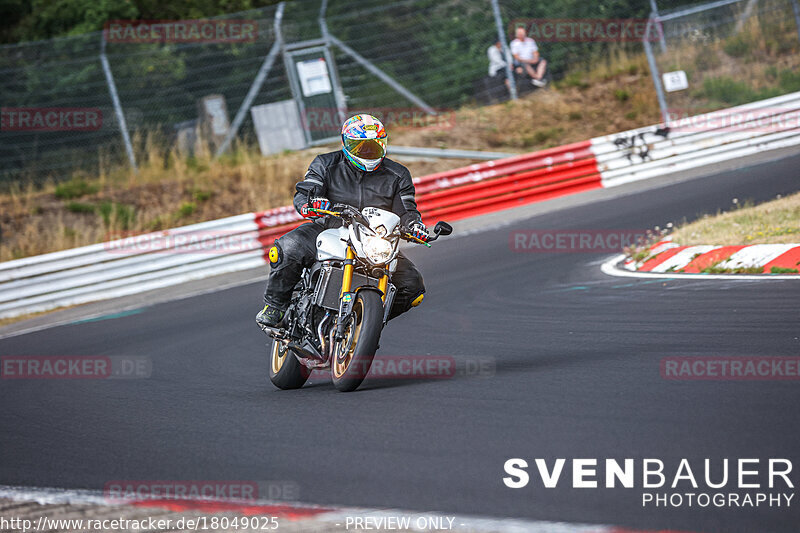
[316, 227, 349, 261]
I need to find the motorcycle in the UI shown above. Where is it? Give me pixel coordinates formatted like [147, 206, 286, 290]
[261, 203, 452, 392]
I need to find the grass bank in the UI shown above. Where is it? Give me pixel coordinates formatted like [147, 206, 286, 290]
[670, 192, 800, 246]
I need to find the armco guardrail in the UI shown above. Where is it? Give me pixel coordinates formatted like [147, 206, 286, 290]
[1, 91, 798, 319]
[590, 91, 800, 187]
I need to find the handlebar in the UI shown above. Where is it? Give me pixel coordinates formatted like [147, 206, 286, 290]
[401, 232, 432, 247]
[308, 208, 341, 217]
[307, 206, 448, 247]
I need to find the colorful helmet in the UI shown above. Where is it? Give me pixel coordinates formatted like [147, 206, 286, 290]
[341, 114, 387, 172]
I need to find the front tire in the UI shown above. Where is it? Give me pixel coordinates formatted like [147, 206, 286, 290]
[268, 339, 310, 390]
[331, 290, 383, 392]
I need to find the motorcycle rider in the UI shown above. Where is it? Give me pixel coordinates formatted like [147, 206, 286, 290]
[256, 114, 430, 329]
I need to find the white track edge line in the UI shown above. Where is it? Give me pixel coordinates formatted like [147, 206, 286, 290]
[600, 254, 800, 280]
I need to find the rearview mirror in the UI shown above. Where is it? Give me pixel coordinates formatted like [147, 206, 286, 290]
[434, 221, 453, 236]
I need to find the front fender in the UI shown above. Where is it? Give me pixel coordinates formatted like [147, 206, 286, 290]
[353, 285, 385, 298]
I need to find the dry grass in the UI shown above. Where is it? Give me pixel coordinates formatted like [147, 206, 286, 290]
[0, 49, 662, 262]
[671, 192, 800, 245]
[391, 49, 658, 151]
[0, 140, 476, 261]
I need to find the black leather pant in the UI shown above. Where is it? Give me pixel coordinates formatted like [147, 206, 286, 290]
[263, 223, 425, 321]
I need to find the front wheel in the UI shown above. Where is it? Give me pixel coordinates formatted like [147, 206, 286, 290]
[268, 339, 310, 390]
[331, 290, 383, 392]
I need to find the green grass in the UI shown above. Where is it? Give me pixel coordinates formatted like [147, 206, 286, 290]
[778, 69, 800, 93]
[701, 264, 765, 274]
[192, 189, 213, 202]
[695, 77, 757, 106]
[558, 72, 589, 90]
[97, 201, 136, 230]
[177, 202, 197, 218]
[770, 266, 799, 274]
[54, 178, 98, 200]
[65, 201, 95, 214]
[723, 34, 751, 58]
[694, 69, 800, 106]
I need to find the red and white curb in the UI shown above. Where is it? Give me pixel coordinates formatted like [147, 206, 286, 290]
[0, 485, 694, 533]
[602, 240, 800, 280]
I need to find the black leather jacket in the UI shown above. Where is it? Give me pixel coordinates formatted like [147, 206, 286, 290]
[293, 151, 422, 227]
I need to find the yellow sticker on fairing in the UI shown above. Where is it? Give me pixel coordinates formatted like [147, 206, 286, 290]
[268, 246, 279, 264]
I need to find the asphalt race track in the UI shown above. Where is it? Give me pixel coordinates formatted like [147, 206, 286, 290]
[2, 154, 800, 533]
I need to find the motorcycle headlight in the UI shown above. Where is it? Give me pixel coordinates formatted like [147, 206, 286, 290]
[362, 235, 394, 264]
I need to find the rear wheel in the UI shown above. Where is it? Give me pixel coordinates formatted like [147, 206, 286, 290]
[331, 290, 383, 392]
[268, 339, 310, 390]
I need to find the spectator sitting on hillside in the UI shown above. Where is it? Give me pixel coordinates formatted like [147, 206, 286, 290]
[487, 41, 510, 91]
[510, 26, 547, 87]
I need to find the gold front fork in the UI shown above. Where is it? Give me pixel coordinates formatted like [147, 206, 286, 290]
[341, 246, 355, 296]
[378, 268, 389, 302]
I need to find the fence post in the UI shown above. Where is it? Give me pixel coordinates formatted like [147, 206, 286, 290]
[319, 0, 348, 125]
[649, 0, 667, 52]
[100, 32, 137, 172]
[216, 3, 285, 158]
[644, 18, 669, 124]
[490, 0, 517, 100]
[791, 0, 800, 44]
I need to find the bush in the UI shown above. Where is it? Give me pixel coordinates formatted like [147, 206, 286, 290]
[559, 72, 589, 89]
[192, 189, 213, 202]
[779, 69, 800, 93]
[97, 201, 136, 229]
[614, 89, 630, 102]
[764, 65, 779, 82]
[177, 202, 196, 218]
[115, 203, 136, 230]
[533, 127, 563, 144]
[697, 77, 756, 105]
[723, 34, 750, 58]
[693, 49, 721, 71]
[66, 201, 95, 214]
[55, 178, 98, 199]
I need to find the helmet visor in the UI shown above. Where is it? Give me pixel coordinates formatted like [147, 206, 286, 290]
[344, 137, 386, 160]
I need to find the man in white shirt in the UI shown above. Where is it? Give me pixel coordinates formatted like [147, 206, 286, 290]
[509, 26, 547, 87]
